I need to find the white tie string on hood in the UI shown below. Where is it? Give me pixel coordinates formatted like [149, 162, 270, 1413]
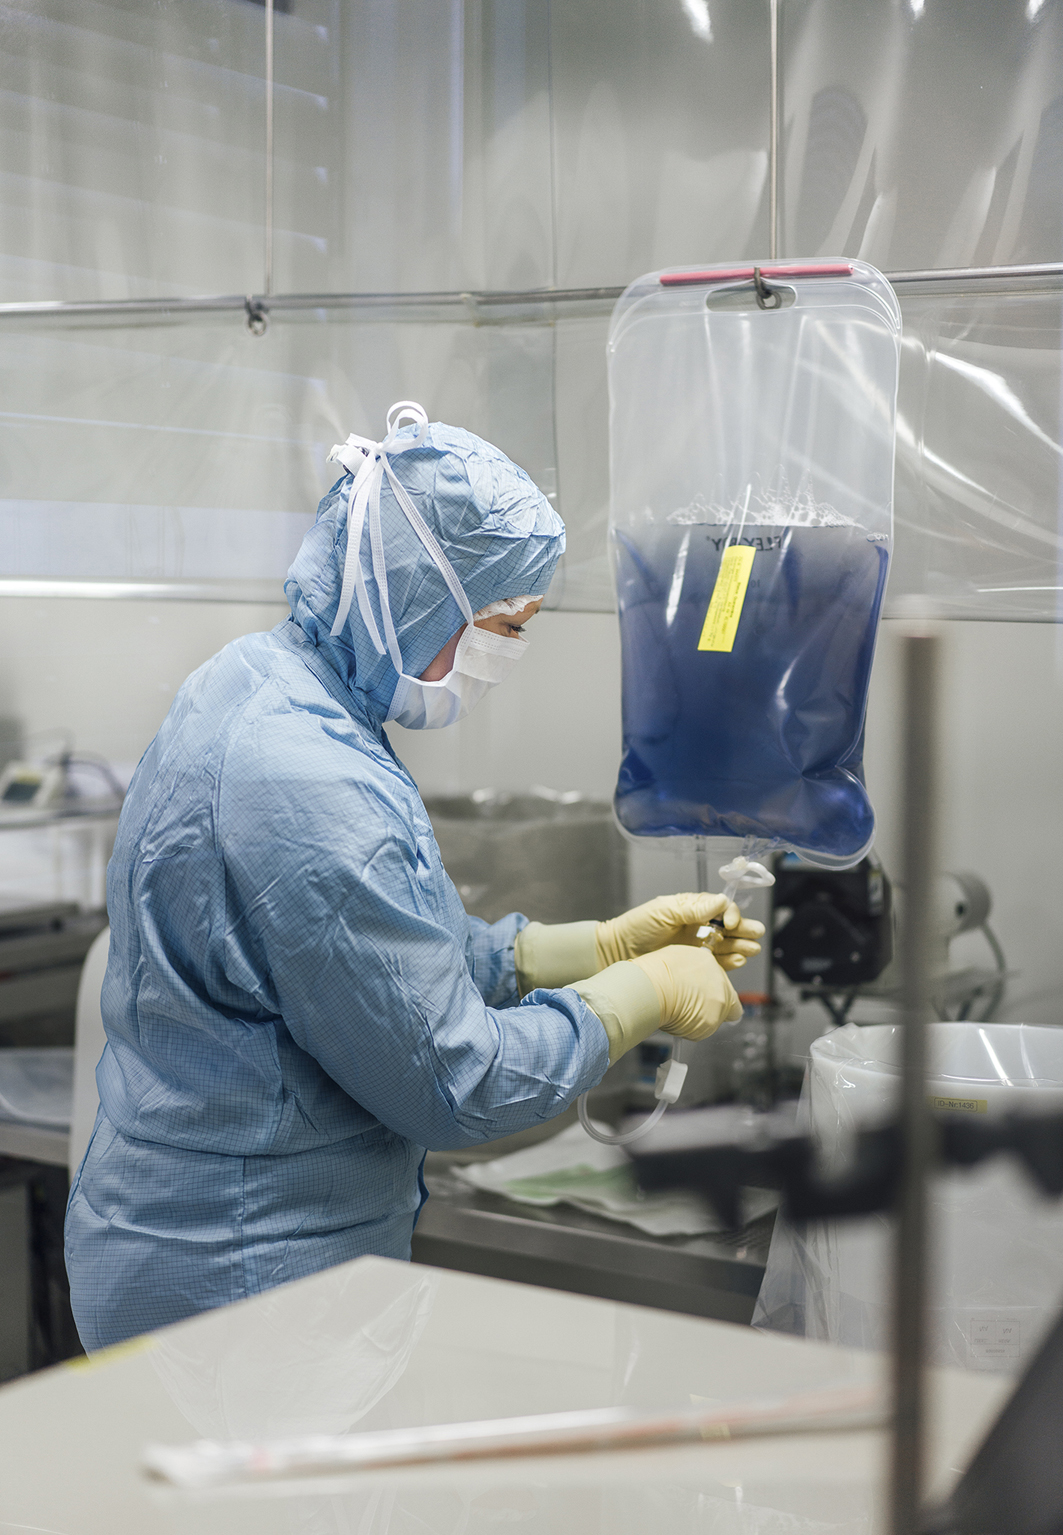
[326, 404, 538, 731]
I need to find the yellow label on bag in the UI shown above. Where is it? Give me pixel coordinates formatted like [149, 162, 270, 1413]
[930, 1095, 988, 1114]
[698, 544, 756, 652]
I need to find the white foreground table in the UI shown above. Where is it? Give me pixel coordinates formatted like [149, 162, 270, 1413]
[0, 1256, 1010, 1534]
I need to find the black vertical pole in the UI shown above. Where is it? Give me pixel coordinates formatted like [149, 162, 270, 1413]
[890, 625, 941, 1534]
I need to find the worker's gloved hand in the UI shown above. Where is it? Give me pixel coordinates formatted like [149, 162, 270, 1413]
[595, 893, 764, 974]
[570, 945, 742, 1063]
[631, 945, 744, 1040]
[514, 894, 762, 998]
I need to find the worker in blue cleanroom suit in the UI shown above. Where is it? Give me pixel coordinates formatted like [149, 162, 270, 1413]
[64, 403, 762, 1351]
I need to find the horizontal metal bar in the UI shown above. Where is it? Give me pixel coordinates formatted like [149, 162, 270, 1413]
[263, 290, 465, 313]
[0, 286, 627, 324]
[468, 285, 626, 307]
[0, 577, 288, 604]
[0, 295, 250, 319]
[1, 262, 1059, 327]
[885, 260, 1063, 289]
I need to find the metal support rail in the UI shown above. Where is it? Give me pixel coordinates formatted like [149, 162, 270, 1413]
[890, 623, 941, 1535]
[768, 0, 779, 262]
[263, 0, 274, 302]
[0, 264, 1061, 328]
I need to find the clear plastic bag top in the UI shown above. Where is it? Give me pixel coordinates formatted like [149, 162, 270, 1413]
[608, 260, 901, 867]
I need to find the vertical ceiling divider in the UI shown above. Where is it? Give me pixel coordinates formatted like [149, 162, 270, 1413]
[264, 0, 275, 299]
[769, 0, 780, 259]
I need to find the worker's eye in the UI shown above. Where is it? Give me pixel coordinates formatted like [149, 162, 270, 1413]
[507, 623, 525, 637]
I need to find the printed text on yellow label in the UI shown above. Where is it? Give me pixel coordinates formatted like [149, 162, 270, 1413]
[698, 545, 756, 653]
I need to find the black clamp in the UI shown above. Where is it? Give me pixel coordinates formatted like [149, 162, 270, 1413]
[245, 296, 269, 337]
[752, 266, 783, 311]
[632, 1107, 1063, 1227]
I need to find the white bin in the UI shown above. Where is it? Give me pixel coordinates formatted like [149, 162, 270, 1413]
[753, 1022, 1063, 1373]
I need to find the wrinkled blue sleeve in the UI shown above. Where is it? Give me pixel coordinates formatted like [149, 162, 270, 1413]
[218, 722, 609, 1151]
[466, 913, 525, 1009]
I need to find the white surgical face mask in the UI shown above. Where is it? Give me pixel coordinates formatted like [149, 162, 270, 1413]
[386, 623, 528, 730]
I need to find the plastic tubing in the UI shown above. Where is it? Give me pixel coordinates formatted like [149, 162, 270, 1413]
[576, 855, 776, 1147]
[577, 1092, 669, 1147]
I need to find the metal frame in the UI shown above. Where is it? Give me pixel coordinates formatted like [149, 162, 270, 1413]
[890, 626, 941, 1535]
[0, 286, 627, 326]
[264, 0, 275, 301]
[769, 0, 779, 261]
[1, 263, 1061, 329]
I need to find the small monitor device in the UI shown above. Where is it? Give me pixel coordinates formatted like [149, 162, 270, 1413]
[0, 762, 65, 811]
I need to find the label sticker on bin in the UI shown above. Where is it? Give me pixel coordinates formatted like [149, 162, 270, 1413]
[698, 545, 756, 652]
[931, 1095, 988, 1114]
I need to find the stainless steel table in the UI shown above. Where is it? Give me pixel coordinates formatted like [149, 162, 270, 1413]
[412, 1154, 774, 1324]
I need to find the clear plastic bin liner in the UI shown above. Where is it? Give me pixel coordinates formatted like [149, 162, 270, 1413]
[753, 1023, 1063, 1373]
[0, 1048, 73, 1128]
[608, 261, 900, 866]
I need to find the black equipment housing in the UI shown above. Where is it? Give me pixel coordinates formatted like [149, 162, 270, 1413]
[771, 853, 892, 989]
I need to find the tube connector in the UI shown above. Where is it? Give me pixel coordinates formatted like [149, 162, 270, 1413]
[655, 1057, 688, 1105]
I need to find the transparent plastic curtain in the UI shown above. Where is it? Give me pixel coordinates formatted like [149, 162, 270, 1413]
[779, 0, 1063, 272]
[891, 288, 1063, 622]
[0, 1, 267, 303]
[0, 314, 558, 595]
[2, 0, 1062, 616]
[0, 0, 279, 597]
[777, 0, 1063, 624]
[0, 1, 774, 607]
[0, 1, 564, 600]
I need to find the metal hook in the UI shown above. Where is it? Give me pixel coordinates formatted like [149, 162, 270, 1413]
[753, 266, 782, 311]
[245, 297, 269, 337]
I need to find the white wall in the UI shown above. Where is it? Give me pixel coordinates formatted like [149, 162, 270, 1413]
[0, 596, 288, 780]
[864, 620, 1063, 1025]
[2, 596, 1058, 1026]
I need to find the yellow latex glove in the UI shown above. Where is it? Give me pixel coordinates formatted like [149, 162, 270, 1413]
[515, 921, 599, 995]
[632, 944, 744, 1040]
[571, 944, 742, 1063]
[596, 893, 764, 974]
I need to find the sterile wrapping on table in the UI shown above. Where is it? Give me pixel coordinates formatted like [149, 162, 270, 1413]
[754, 1023, 1063, 1373]
[458, 1120, 777, 1238]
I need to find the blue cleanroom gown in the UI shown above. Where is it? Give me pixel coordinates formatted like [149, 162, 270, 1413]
[64, 422, 610, 1350]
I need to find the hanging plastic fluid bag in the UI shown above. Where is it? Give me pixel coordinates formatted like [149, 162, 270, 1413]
[608, 261, 901, 867]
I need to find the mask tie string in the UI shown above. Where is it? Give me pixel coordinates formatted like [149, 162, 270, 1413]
[326, 402, 475, 675]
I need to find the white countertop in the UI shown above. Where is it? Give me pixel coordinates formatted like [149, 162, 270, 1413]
[0, 1256, 1011, 1534]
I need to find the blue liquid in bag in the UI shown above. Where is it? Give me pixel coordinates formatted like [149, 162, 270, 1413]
[614, 524, 889, 864]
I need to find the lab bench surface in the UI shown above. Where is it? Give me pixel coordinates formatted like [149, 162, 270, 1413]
[0, 1254, 1010, 1535]
[412, 1156, 773, 1324]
